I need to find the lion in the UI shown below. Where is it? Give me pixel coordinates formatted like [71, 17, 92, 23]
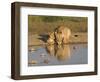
[55, 26, 71, 44]
[47, 26, 71, 45]
[47, 32, 55, 45]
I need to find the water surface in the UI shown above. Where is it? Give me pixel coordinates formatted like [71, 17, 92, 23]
[28, 44, 87, 66]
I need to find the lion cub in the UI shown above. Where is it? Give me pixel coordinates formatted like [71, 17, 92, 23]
[47, 32, 55, 45]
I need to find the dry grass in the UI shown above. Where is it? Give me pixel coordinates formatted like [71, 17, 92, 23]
[28, 15, 87, 35]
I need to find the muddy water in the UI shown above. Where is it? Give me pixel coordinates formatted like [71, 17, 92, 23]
[28, 44, 87, 66]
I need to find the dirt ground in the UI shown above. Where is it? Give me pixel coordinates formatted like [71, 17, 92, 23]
[28, 32, 87, 46]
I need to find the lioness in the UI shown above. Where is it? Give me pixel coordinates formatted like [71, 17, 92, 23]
[47, 26, 71, 45]
[55, 26, 71, 44]
[47, 32, 55, 45]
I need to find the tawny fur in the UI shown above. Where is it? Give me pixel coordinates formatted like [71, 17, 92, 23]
[47, 26, 71, 45]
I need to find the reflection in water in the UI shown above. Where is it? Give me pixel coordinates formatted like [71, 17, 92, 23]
[46, 44, 70, 61]
[28, 44, 88, 66]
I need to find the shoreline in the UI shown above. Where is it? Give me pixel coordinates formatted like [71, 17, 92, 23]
[28, 32, 87, 46]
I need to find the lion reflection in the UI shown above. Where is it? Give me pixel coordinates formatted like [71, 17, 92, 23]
[45, 44, 71, 61]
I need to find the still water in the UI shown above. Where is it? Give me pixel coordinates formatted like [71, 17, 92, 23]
[28, 44, 88, 66]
